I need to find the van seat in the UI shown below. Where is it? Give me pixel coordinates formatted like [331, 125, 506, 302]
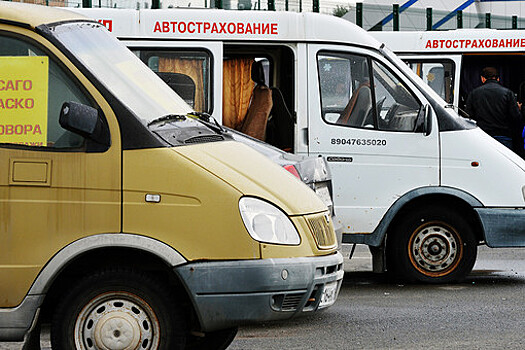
[266, 87, 295, 151]
[336, 82, 372, 127]
[239, 61, 273, 141]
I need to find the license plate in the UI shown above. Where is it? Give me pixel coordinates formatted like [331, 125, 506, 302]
[319, 281, 339, 309]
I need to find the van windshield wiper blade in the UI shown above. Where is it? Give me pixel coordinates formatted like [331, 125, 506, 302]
[188, 112, 224, 133]
[147, 114, 186, 127]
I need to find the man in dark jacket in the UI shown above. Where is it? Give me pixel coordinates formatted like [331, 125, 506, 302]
[465, 67, 523, 149]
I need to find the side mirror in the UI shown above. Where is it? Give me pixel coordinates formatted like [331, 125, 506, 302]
[423, 104, 432, 136]
[60, 101, 110, 146]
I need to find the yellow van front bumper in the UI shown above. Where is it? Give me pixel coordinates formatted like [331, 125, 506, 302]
[174, 252, 344, 332]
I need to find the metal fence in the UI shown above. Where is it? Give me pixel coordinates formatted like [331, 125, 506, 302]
[347, 2, 525, 31]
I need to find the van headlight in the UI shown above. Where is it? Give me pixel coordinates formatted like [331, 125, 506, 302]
[239, 197, 300, 245]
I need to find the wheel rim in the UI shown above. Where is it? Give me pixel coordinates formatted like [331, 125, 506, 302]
[408, 221, 463, 277]
[74, 291, 160, 350]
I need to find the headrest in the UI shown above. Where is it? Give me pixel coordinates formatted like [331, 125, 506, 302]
[352, 59, 369, 80]
[251, 60, 266, 86]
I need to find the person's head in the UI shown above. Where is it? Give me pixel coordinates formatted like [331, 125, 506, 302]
[481, 67, 499, 83]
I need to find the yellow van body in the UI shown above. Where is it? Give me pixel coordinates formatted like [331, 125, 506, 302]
[0, 3, 343, 348]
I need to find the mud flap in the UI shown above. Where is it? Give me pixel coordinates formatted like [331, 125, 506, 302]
[370, 245, 386, 273]
[22, 309, 41, 350]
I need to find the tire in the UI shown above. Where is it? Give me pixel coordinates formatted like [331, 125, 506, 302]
[185, 327, 238, 350]
[386, 206, 477, 284]
[51, 268, 186, 350]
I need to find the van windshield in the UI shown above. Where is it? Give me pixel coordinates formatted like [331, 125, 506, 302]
[45, 21, 192, 123]
[380, 46, 475, 131]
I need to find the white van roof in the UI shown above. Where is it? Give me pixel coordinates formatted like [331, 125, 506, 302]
[69, 8, 381, 49]
[372, 29, 525, 54]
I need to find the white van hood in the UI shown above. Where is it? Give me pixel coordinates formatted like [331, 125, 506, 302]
[441, 127, 525, 207]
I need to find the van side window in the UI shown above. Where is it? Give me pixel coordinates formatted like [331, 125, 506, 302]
[318, 52, 421, 132]
[372, 60, 421, 132]
[0, 35, 95, 149]
[318, 54, 372, 127]
[134, 50, 211, 113]
[406, 60, 455, 104]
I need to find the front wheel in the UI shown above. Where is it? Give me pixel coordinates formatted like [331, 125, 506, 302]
[386, 206, 477, 283]
[51, 269, 186, 350]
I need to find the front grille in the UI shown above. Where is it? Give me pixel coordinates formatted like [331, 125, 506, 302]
[184, 135, 224, 144]
[306, 212, 336, 249]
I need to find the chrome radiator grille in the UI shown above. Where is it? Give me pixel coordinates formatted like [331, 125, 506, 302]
[306, 212, 336, 249]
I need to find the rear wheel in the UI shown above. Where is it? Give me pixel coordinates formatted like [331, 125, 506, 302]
[386, 206, 477, 283]
[51, 269, 186, 350]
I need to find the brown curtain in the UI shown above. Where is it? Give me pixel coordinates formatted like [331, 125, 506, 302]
[159, 57, 205, 111]
[223, 58, 255, 129]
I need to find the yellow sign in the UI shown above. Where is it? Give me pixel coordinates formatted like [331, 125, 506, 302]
[0, 56, 48, 146]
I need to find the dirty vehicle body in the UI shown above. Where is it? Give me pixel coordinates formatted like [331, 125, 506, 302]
[77, 8, 525, 284]
[0, 3, 343, 348]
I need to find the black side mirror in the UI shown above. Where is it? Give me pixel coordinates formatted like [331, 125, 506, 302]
[60, 101, 110, 147]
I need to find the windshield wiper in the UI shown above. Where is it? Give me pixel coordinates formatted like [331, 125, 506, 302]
[147, 114, 186, 127]
[188, 112, 224, 134]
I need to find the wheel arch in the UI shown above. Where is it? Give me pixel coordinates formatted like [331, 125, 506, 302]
[371, 186, 485, 248]
[33, 233, 193, 324]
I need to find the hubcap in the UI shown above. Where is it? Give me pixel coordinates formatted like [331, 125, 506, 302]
[94, 311, 140, 349]
[75, 292, 160, 350]
[409, 222, 462, 276]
